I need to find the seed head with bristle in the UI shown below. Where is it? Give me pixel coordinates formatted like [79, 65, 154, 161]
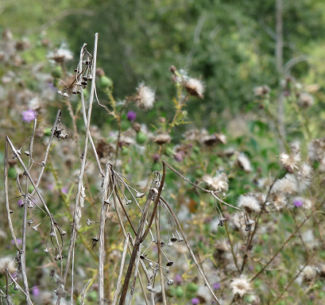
[136, 83, 155, 110]
[230, 275, 251, 297]
[183, 78, 205, 99]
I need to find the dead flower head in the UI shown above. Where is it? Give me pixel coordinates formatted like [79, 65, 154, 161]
[230, 275, 251, 297]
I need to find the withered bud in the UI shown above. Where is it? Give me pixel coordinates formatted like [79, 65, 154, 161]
[154, 134, 171, 145]
[132, 122, 141, 132]
[96, 68, 105, 77]
[159, 117, 166, 123]
[169, 65, 177, 74]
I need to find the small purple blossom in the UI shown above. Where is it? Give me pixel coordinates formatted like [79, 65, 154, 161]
[127, 111, 136, 121]
[174, 274, 183, 284]
[32, 286, 40, 297]
[22, 109, 37, 123]
[18, 199, 23, 207]
[153, 153, 160, 162]
[47, 184, 54, 191]
[11, 239, 22, 245]
[213, 282, 221, 290]
[191, 297, 200, 305]
[174, 152, 183, 162]
[294, 199, 304, 208]
[61, 187, 68, 194]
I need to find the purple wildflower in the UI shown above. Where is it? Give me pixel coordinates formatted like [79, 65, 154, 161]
[127, 111, 136, 122]
[18, 199, 23, 207]
[61, 187, 68, 194]
[153, 153, 160, 162]
[11, 239, 22, 245]
[22, 109, 37, 123]
[174, 152, 183, 162]
[294, 199, 303, 208]
[175, 274, 183, 284]
[32, 286, 40, 297]
[191, 298, 200, 305]
[213, 282, 221, 290]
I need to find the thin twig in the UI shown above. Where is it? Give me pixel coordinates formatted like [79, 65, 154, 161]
[99, 164, 111, 305]
[160, 196, 221, 305]
[155, 206, 167, 305]
[250, 200, 324, 282]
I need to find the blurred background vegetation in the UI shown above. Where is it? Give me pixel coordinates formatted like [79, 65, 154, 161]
[2, 0, 325, 131]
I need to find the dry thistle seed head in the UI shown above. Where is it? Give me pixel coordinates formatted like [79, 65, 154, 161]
[146, 285, 156, 293]
[27, 219, 33, 225]
[49, 232, 55, 237]
[44, 248, 49, 253]
[136, 192, 145, 198]
[104, 199, 110, 204]
[218, 216, 226, 227]
[166, 261, 174, 267]
[154, 134, 171, 145]
[54, 254, 64, 261]
[245, 218, 255, 232]
[92, 236, 99, 242]
[24, 151, 30, 156]
[41, 161, 45, 167]
[61, 230, 66, 236]
[167, 279, 174, 285]
[183, 78, 205, 99]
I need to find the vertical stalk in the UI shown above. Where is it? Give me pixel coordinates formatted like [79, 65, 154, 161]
[99, 164, 111, 304]
[155, 206, 167, 305]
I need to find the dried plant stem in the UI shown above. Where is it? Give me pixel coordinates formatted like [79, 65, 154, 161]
[272, 252, 315, 305]
[21, 119, 37, 305]
[155, 207, 167, 305]
[114, 197, 152, 305]
[112, 233, 130, 305]
[6, 137, 62, 257]
[118, 191, 154, 305]
[240, 175, 279, 273]
[220, 205, 240, 273]
[160, 196, 221, 305]
[4, 139, 21, 250]
[31, 110, 62, 196]
[6, 269, 33, 304]
[118, 167, 165, 305]
[250, 201, 323, 282]
[99, 164, 111, 305]
[59, 32, 99, 305]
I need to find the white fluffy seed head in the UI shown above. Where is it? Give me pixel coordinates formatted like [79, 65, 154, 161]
[136, 83, 155, 110]
[272, 175, 298, 195]
[237, 153, 252, 172]
[230, 275, 251, 297]
[280, 152, 300, 173]
[183, 78, 205, 99]
[298, 93, 314, 108]
[203, 172, 228, 193]
[237, 195, 261, 213]
[0, 256, 16, 274]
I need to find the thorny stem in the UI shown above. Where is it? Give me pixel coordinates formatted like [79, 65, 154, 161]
[155, 207, 167, 305]
[250, 199, 324, 282]
[59, 32, 99, 305]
